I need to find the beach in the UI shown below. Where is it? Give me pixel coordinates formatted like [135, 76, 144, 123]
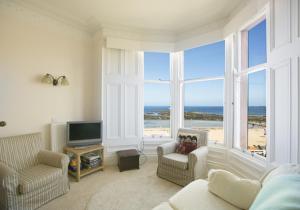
[144, 127, 265, 147]
[144, 106, 266, 156]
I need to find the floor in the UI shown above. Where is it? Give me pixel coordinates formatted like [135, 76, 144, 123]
[39, 161, 181, 210]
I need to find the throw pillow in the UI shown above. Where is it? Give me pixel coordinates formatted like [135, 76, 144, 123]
[175, 134, 198, 154]
[250, 175, 300, 210]
[208, 169, 261, 210]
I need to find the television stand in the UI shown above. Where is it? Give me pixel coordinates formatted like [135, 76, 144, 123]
[64, 145, 104, 181]
[73, 145, 95, 150]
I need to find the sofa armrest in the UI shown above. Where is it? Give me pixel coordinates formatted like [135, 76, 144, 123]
[188, 146, 208, 179]
[0, 162, 19, 194]
[38, 150, 69, 174]
[157, 142, 177, 156]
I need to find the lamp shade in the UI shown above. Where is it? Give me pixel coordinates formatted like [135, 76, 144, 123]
[42, 74, 53, 84]
[61, 76, 69, 86]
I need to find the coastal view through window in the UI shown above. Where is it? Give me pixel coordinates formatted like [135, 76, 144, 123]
[247, 70, 266, 157]
[144, 83, 171, 137]
[184, 80, 224, 142]
[144, 52, 171, 138]
[184, 41, 225, 143]
[246, 19, 267, 157]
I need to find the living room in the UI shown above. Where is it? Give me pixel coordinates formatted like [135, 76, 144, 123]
[0, 0, 299, 209]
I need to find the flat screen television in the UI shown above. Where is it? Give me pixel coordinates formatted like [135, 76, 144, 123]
[67, 121, 102, 147]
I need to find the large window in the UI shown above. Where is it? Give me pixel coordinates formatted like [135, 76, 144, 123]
[184, 41, 225, 143]
[144, 52, 171, 138]
[235, 19, 267, 157]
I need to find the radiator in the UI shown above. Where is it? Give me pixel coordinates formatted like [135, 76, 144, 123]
[50, 121, 67, 152]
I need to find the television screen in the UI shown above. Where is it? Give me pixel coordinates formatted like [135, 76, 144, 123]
[67, 121, 102, 146]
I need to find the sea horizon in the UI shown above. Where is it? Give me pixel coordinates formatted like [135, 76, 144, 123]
[144, 105, 266, 116]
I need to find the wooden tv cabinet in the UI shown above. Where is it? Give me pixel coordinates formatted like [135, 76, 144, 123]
[64, 145, 104, 182]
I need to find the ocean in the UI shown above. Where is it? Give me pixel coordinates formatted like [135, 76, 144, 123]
[144, 106, 266, 116]
[144, 106, 266, 128]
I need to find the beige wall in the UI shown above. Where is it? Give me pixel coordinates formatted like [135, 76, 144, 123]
[0, 2, 98, 148]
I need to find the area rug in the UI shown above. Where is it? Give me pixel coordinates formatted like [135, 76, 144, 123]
[86, 172, 181, 210]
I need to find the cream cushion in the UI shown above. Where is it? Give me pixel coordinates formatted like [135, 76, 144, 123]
[19, 164, 63, 194]
[169, 179, 241, 210]
[161, 153, 188, 170]
[152, 202, 174, 210]
[208, 169, 261, 210]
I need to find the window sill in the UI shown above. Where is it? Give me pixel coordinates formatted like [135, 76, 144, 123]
[208, 141, 225, 147]
[229, 148, 266, 166]
[142, 137, 174, 144]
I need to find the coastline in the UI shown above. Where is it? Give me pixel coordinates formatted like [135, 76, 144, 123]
[144, 107, 266, 155]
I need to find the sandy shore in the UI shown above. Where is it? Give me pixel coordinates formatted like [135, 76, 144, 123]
[144, 127, 266, 148]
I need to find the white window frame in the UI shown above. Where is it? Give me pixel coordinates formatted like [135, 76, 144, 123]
[182, 43, 226, 145]
[234, 11, 269, 160]
[143, 52, 174, 141]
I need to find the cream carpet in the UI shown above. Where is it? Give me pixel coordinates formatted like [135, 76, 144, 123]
[39, 162, 181, 210]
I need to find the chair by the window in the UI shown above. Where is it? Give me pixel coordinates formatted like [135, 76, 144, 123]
[157, 128, 208, 186]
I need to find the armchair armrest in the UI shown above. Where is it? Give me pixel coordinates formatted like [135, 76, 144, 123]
[0, 162, 19, 194]
[157, 142, 177, 156]
[38, 150, 69, 174]
[188, 146, 208, 179]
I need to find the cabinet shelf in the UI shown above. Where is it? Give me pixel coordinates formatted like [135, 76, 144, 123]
[64, 145, 104, 182]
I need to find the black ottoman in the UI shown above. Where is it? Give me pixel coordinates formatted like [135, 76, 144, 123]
[116, 149, 140, 172]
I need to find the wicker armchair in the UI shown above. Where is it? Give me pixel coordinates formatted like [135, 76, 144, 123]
[157, 129, 208, 186]
[0, 133, 70, 210]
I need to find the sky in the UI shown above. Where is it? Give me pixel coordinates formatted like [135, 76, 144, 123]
[144, 19, 266, 107]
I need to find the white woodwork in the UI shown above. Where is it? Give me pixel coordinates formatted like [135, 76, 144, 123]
[298, 0, 300, 38]
[102, 48, 143, 147]
[271, 0, 291, 49]
[106, 83, 122, 139]
[124, 51, 138, 76]
[105, 49, 121, 75]
[270, 60, 291, 164]
[124, 84, 138, 138]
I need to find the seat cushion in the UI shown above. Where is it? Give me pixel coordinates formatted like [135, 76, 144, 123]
[19, 164, 63, 194]
[161, 153, 188, 170]
[152, 202, 174, 210]
[169, 179, 241, 210]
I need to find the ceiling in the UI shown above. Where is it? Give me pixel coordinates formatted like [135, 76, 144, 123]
[17, 0, 246, 34]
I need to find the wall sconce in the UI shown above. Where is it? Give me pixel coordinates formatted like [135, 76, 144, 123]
[42, 74, 69, 86]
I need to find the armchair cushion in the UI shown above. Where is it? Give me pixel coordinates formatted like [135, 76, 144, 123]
[161, 153, 188, 170]
[157, 142, 177, 156]
[19, 164, 63, 194]
[38, 150, 69, 174]
[0, 162, 19, 194]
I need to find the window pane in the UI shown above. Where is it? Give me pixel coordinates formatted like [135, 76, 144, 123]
[248, 20, 267, 67]
[144, 52, 170, 80]
[248, 70, 266, 157]
[184, 80, 224, 142]
[144, 83, 171, 137]
[184, 41, 225, 80]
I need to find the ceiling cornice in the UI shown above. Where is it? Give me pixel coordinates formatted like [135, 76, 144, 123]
[5, 0, 248, 43]
[8, 0, 91, 32]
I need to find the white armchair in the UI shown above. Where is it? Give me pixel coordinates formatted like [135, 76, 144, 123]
[157, 129, 208, 186]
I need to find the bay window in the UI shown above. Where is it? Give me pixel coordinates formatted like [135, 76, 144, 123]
[235, 18, 268, 157]
[143, 52, 172, 138]
[183, 41, 225, 143]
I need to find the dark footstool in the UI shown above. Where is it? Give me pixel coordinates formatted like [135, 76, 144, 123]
[116, 149, 140, 172]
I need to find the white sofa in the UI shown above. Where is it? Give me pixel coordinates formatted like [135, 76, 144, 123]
[153, 164, 300, 210]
